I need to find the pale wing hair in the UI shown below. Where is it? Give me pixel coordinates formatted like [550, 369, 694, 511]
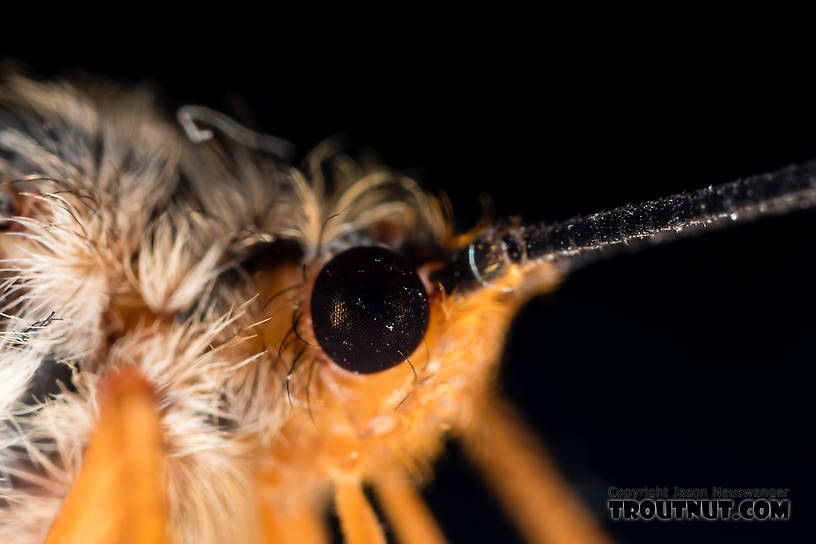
[0, 76, 449, 543]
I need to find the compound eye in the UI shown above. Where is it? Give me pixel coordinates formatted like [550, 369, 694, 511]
[310, 246, 430, 374]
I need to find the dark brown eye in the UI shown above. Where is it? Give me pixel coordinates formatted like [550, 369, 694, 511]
[310, 246, 430, 374]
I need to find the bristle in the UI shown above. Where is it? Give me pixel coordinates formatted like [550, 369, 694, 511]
[0, 75, 454, 542]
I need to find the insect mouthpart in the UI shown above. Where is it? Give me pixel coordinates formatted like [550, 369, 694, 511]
[310, 246, 430, 374]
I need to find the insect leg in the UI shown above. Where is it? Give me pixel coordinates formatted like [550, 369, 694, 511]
[373, 468, 447, 544]
[45, 369, 168, 544]
[335, 480, 386, 544]
[460, 398, 612, 544]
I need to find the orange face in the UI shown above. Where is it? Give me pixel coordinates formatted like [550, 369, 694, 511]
[250, 252, 561, 510]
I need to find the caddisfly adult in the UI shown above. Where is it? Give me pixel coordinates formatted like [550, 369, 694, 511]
[0, 73, 812, 544]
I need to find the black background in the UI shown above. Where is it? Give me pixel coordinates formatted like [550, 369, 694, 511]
[5, 19, 814, 543]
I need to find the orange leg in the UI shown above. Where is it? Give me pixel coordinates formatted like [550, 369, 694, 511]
[335, 480, 386, 544]
[460, 398, 612, 544]
[45, 369, 168, 544]
[373, 468, 448, 544]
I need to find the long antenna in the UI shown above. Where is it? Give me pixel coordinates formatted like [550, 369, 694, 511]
[433, 158, 816, 292]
